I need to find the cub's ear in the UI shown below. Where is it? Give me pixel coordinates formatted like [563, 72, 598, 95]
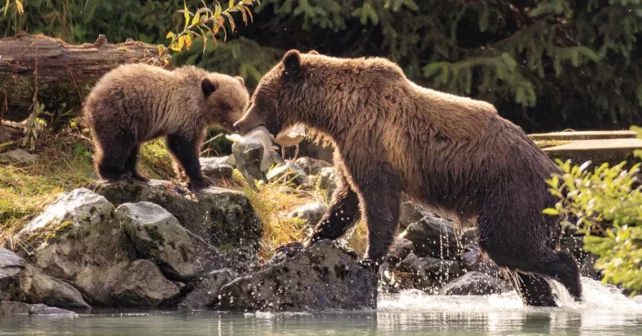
[282, 49, 302, 76]
[234, 76, 245, 86]
[308, 50, 319, 55]
[201, 77, 218, 97]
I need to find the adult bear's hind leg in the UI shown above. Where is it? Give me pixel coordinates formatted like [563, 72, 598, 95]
[93, 128, 135, 182]
[348, 161, 402, 270]
[509, 271, 558, 307]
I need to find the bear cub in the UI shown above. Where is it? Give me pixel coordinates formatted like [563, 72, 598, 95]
[83, 63, 249, 189]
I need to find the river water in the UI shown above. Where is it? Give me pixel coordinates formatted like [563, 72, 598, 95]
[2, 278, 642, 335]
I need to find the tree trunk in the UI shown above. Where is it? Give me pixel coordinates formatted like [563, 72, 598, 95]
[0, 33, 168, 123]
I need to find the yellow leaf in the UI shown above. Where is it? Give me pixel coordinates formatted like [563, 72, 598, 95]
[183, 0, 190, 30]
[165, 31, 176, 40]
[15, 0, 23, 14]
[157, 45, 165, 56]
[229, 0, 235, 8]
[184, 34, 193, 50]
[191, 13, 201, 25]
[4, 0, 9, 15]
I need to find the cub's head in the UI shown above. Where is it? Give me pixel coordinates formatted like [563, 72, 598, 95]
[234, 49, 318, 136]
[200, 73, 249, 131]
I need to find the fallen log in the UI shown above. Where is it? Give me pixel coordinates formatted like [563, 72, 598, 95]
[0, 33, 169, 123]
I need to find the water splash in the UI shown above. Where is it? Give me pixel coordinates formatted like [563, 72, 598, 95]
[378, 277, 642, 313]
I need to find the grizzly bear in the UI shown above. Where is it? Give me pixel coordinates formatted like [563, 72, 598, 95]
[83, 63, 249, 189]
[234, 50, 582, 307]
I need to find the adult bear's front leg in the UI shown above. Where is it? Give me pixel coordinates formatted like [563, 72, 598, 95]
[346, 159, 402, 268]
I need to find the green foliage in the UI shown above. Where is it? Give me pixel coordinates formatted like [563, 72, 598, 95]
[545, 125, 642, 295]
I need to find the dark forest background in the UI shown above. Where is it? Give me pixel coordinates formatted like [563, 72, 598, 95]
[2, 0, 641, 133]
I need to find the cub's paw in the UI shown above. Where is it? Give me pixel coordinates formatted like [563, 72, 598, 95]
[188, 178, 212, 190]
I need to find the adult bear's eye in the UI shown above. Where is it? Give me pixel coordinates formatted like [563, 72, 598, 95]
[222, 102, 232, 110]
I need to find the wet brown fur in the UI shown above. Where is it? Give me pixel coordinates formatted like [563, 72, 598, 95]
[84, 63, 249, 188]
[235, 50, 582, 307]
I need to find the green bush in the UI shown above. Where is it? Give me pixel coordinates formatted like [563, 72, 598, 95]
[545, 126, 642, 295]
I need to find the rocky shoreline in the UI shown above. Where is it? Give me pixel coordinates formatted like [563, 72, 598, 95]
[0, 156, 601, 315]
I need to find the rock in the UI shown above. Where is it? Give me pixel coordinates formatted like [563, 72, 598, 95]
[117, 202, 199, 281]
[0, 248, 24, 301]
[294, 157, 332, 176]
[178, 269, 236, 310]
[217, 240, 377, 312]
[461, 246, 502, 277]
[0, 301, 78, 316]
[386, 237, 415, 265]
[13, 188, 131, 305]
[90, 180, 263, 273]
[17, 264, 91, 310]
[314, 167, 338, 197]
[193, 187, 263, 271]
[267, 163, 309, 186]
[399, 215, 462, 260]
[385, 253, 461, 293]
[438, 271, 510, 296]
[287, 202, 327, 227]
[0, 149, 38, 165]
[0, 248, 25, 279]
[398, 195, 431, 231]
[200, 157, 234, 179]
[110, 260, 180, 308]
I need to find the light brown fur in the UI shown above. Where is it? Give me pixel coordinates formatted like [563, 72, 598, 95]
[235, 50, 582, 307]
[84, 63, 249, 188]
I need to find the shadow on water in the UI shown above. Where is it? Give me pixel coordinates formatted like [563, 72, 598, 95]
[1, 278, 642, 336]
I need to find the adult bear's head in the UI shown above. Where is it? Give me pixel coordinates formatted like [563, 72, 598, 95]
[234, 49, 312, 137]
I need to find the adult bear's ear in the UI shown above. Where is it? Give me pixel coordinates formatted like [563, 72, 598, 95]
[234, 76, 245, 86]
[201, 77, 218, 97]
[282, 49, 302, 76]
[308, 50, 319, 55]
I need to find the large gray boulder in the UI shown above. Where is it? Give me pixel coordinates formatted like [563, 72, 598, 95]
[2, 249, 91, 308]
[110, 260, 180, 308]
[217, 240, 377, 312]
[89, 180, 263, 273]
[0, 301, 78, 316]
[13, 188, 131, 305]
[117, 202, 199, 281]
[178, 269, 236, 310]
[16, 264, 90, 310]
[0, 247, 25, 283]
